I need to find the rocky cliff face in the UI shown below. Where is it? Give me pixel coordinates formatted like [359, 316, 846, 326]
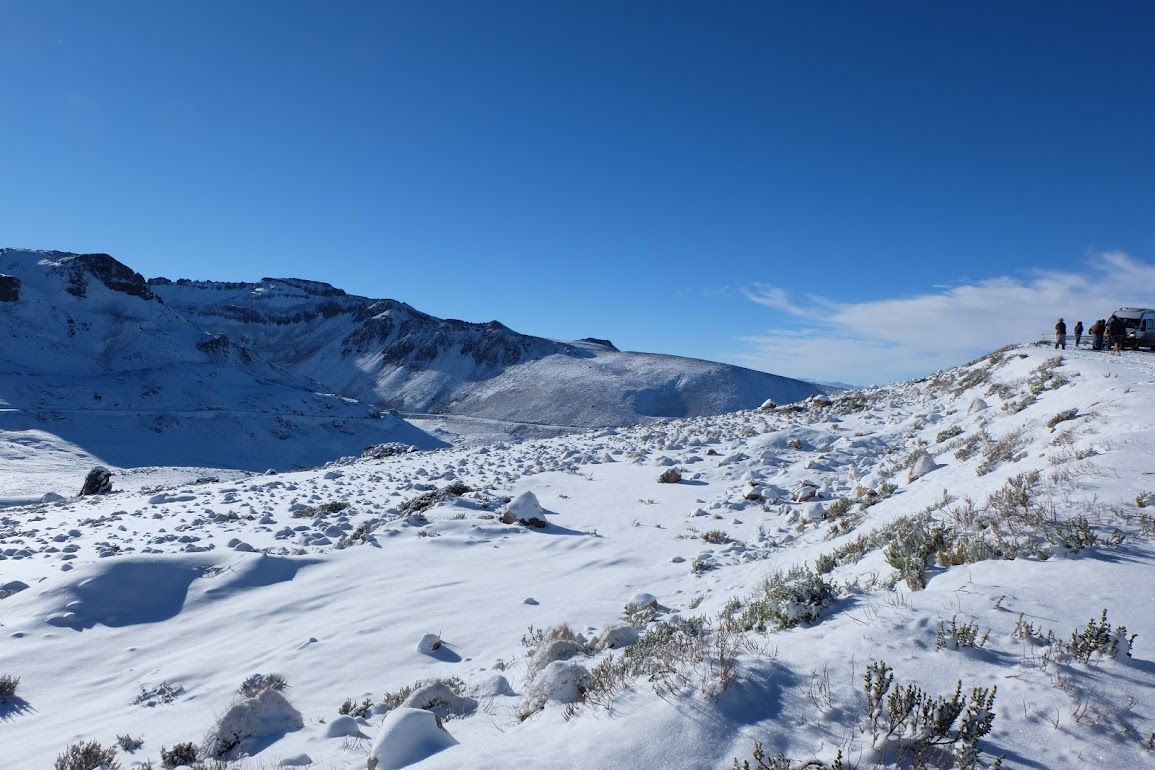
[55, 252, 156, 301]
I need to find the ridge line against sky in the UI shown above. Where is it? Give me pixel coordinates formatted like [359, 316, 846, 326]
[1, 1, 1152, 386]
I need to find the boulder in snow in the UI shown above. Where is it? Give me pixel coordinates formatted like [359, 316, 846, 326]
[505, 491, 543, 520]
[79, 466, 113, 496]
[968, 398, 988, 415]
[596, 624, 639, 650]
[625, 592, 659, 612]
[907, 452, 940, 482]
[658, 468, 682, 484]
[800, 501, 826, 522]
[416, 634, 442, 654]
[400, 680, 478, 719]
[790, 482, 818, 502]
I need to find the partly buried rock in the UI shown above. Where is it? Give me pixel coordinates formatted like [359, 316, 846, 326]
[596, 624, 639, 650]
[504, 491, 543, 524]
[907, 452, 941, 482]
[625, 592, 659, 613]
[400, 680, 478, 719]
[790, 481, 818, 502]
[416, 633, 443, 654]
[80, 466, 113, 496]
[657, 468, 682, 484]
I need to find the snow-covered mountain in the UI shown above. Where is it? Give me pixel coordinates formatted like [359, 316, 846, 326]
[0, 249, 446, 482]
[146, 270, 826, 426]
[1, 247, 828, 475]
[2, 343, 1153, 769]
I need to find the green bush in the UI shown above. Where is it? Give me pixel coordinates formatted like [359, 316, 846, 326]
[883, 518, 950, 590]
[237, 672, 287, 698]
[936, 616, 989, 650]
[1066, 609, 1136, 662]
[54, 741, 119, 770]
[0, 673, 18, 702]
[936, 425, 964, 444]
[160, 742, 198, 768]
[727, 566, 837, 632]
[338, 697, 374, 718]
[1046, 408, 1078, 429]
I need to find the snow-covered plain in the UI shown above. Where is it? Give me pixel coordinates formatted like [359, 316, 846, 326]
[3, 344, 1155, 769]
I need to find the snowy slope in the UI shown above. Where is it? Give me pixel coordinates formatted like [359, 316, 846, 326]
[3, 343, 1155, 769]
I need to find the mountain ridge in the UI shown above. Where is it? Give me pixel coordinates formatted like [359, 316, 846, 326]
[1, 247, 831, 471]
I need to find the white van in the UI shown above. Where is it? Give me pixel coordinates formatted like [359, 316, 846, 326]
[1111, 307, 1155, 350]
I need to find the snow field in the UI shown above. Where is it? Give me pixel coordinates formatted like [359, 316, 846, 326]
[2, 344, 1155, 768]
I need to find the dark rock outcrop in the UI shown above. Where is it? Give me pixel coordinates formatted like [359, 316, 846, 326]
[0, 275, 19, 302]
[80, 466, 113, 496]
[56, 252, 155, 301]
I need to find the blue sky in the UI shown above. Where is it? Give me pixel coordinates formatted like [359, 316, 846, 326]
[3, 1, 1153, 384]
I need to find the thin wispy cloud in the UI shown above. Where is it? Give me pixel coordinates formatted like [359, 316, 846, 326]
[741, 283, 807, 315]
[736, 251, 1155, 385]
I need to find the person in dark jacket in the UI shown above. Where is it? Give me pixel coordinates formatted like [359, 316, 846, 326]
[1055, 318, 1067, 350]
[1091, 319, 1106, 350]
[1074, 321, 1084, 348]
[1109, 315, 1126, 355]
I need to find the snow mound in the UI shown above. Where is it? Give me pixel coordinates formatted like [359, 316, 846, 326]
[367, 707, 458, 770]
[519, 661, 592, 716]
[207, 688, 303, 759]
[400, 680, 478, 718]
[506, 491, 543, 519]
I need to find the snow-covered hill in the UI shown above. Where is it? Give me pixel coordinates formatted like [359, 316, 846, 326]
[1, 247, 829, 476]
[145, 268, 827, 427]
[0, 249, 446, 490]
[3, 343, 1154, 769]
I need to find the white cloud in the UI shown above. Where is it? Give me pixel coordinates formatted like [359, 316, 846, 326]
[735, 251, 1155, 385]
[740, 283, 807, 315]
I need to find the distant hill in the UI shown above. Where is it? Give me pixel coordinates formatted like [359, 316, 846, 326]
[147, 273, 829, 426]
[0, 248, 830, 470]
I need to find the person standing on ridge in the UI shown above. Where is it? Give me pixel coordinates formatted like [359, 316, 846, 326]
[1055, 318, 1067, 350]
[1074, 320, 1083, 348]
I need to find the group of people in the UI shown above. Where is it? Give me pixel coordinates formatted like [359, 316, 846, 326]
[1055, 317, 1127, 354]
